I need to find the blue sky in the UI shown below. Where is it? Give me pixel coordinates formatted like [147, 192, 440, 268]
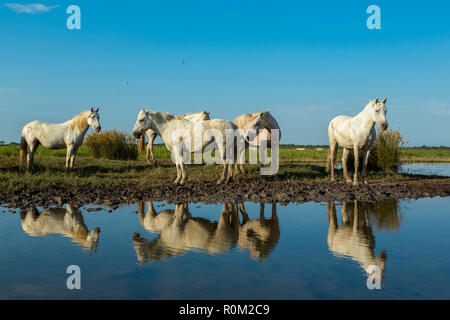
[1, 0, 449, 146]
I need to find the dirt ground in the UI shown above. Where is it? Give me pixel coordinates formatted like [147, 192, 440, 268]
[1, 177, 449, 209]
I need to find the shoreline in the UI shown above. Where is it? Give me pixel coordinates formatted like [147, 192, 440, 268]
[1, 178, 449, 209]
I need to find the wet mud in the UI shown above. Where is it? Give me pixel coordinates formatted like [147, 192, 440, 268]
[1, 178, 449, 209]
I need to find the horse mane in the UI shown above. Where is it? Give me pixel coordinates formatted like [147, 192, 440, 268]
[71, 111, 90, 132]
[149, 111, 176, 123]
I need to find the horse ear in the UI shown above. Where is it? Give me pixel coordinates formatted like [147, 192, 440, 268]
[91, 107, 94, 112]
[374, 98, 379, 104]
[95, 108, 99, 113]
[382, 98, 387, 104]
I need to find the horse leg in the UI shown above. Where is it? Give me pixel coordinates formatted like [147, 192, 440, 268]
[70, 145, 79, 170]
[362, 149, 371, 185]
[352, 200, 359, 232]
[65, 146, 74, 171]
[174, 163, 181, 185]
[145, 145, 151, 164]
[147, 133, 157, 164]
[239, 203, 250, 224]
[226, 164, 233, 183]
[180, 161, 188, 185]
[173, 147, 183, 185]
[342, 148, 352, 183]
[217, 143, 228, 184]
[260, 203, 265, 220]
[241, 140, 248, 174]
[27, 140, 40, 170]
[235, 140, 247, 175]
[341, 202, 350, 225]
[327, 201, 338, 231]
[217, 163, 228, 184]
[353, 147, 360, 186]
[329, 140, 338, 181]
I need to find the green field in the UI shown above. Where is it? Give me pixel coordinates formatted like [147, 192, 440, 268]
[1, 144, 449, 163]
[0, 144, 448, 193]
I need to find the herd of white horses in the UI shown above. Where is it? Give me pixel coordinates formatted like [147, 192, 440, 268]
[18, 98, 388, 186]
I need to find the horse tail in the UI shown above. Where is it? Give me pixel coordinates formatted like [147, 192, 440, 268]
[19, 135, 27, 169]
[138, 135, 146, 154]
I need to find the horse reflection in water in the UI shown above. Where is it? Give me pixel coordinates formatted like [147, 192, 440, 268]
[133, 202, 280, 262]
[326, 200, 401, 281]
[20, 204, 101, 251]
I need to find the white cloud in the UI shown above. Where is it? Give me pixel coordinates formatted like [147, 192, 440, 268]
[4, 3, 59, 14]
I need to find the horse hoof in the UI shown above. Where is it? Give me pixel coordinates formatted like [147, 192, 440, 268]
[180, 180, 186, 186]
[346, 179, 353, 184]
[353, 182, 359, 186]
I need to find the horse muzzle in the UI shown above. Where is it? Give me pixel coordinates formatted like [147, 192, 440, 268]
[133, 130, 142, 139]
[380, 122, 388, 131]
[96, 127, 102, 133]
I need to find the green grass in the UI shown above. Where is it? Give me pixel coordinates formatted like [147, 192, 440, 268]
[399, 147, 450, 162]
[0, 152, 441, 193]
[0, 144, 92, 158]
[1, 144, 450, 163]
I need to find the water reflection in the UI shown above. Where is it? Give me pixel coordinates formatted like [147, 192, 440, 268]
[20, 204, 101, 251]
[326, 200, 401, 280]
[133, 202, 280, 262]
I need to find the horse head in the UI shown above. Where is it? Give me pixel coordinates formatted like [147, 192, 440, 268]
[371, 98, 388, 131]
[245, 112, 265, 141]
[88, 107, 102, 132]
[132, 109, 152, 139]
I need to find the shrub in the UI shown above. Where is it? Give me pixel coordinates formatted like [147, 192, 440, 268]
[347, 129, 406, 173]
[369, 129, 406, 172]
[85, 130, 138, 160]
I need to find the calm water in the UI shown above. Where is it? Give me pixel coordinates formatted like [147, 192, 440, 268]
[0, 197, 449, 300]
[400, 163, 450, 177]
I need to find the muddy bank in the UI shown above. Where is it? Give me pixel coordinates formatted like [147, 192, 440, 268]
[1, 178, 449, 209]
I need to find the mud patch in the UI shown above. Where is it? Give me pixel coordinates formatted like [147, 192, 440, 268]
[1, 178, 449, 209]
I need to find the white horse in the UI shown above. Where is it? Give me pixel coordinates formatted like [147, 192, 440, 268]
[20, 108, 101, 170]
[234, 110, 281, 147]
[233, 110, 281, 172]
[132, 109, 242, 185]
[326, 201, 386, 281]
[20, 204, 101, 251]
[138, 111, 210, 163]
[326, 99, 388, 185]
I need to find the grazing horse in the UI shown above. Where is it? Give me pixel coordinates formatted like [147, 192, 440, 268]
[132, 110, 242, 185]
[20, 204, 101, 251]
[20, 108, 101, 170]
[326, 99, 388, 185]
[326, 201, 386, 281]
[233, 110, 281, 172]
[138, 111, 210, 164]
